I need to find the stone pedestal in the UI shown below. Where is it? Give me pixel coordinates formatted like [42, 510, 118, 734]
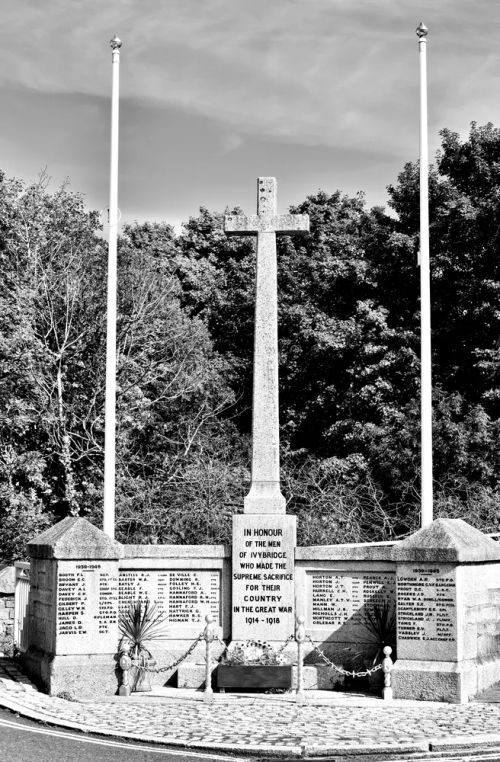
[232, 514, 296, 645]
[24, 517, 122, 698]
[391, 518, 500, 703]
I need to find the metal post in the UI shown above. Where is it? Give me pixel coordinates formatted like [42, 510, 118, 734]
[295, 614, 306, 705]
[417, 22, 433, 528]
[203, 615, 215, 703]
[119, 642, 132, 696]
[382, 646, 393, 701]
[103, 35, 122, 539]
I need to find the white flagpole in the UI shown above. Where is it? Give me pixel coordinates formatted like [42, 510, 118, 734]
[416, 22, 433, 527]
[103, 35, 122, 539]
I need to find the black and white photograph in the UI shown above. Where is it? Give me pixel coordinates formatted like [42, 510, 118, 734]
[1, 1, 500, 760]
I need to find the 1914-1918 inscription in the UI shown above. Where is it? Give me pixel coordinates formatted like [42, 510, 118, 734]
[308, 571, 395, 630]
[118, 570, 220, 625]
[232, 514, 295, 642]
[56, 560, 119, 653]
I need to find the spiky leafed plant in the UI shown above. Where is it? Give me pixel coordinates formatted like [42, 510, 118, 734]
[361, 600, 397, 665]
[118, 599, 168, 663]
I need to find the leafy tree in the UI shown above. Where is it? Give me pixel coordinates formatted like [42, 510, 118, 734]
[111, 222, 247, 544]
[387, 122, 500, 415]
[0, 173, 108, 559]
[382, 122, 500, 530]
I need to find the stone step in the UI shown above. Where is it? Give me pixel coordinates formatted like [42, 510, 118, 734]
[300, 747, 500, 762]
[472, 680, 500, 703]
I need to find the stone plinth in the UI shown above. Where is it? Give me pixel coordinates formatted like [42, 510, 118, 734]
[232, 514, 296, 644]
[25, 524, 231, 696]
[24, 518, 122, 698]
[391, 518, 500, 703]
[295, 542, 396, 670]
[119, 544, 230, 685]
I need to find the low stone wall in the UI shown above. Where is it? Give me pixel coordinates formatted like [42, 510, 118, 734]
[0, 596, 14, 651]
[20, 516, 500, 702]
[295, 542, 396, 676]
[0, 567, 15, 654]
[22, 519, 231, 697]
[392, 519, 500, 703]
[119, 543, 230, 686]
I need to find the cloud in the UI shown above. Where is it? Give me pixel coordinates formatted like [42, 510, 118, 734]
[2, 0, 500, 227]
[2, 0, 499, 161]
[219, 133, 244, 154]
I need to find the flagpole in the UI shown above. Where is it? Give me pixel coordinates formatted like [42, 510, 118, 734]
[416, 22, 433, 527]
[103, 35, 122, 539]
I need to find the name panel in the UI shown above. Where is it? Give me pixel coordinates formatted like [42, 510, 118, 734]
[56, 560, 119, 654]
[396, 564, 457, 660]
[307, 570, 395, 636]
[118, 569, 221, 626]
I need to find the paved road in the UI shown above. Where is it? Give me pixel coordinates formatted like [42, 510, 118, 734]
[0, 707, 249, 762]
[3, 658, 500, 761]
[3, 706, 500, 762]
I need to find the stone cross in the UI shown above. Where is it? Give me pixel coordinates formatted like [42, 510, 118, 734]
[225, 178, 309, 514]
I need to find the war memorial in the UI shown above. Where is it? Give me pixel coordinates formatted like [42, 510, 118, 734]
[16, 178, 500, 706]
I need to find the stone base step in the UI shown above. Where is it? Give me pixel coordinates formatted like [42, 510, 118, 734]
[302, 747, 500, 762]
[472, 680, 500, 703]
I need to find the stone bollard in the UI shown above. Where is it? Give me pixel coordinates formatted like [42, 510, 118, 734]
[295, 614, 307, 705]
[119, 642, 132, 696]
[382, 645, 393, 701]
[203, 614, 216, 704]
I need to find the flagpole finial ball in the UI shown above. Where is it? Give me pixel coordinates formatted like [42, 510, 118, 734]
[416, 22, 428, 38]
[110, 35, 122, 50]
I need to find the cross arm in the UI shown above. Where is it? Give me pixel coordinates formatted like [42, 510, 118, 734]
[225, 213, 310, 236]
[273, 213, 310, 235]
[224, 214, 260, 236]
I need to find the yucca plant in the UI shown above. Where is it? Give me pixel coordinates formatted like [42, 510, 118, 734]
[361, 600, 397, 666]
[118, 600, 168, 689]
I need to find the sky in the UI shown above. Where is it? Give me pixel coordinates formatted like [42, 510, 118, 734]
[1, 0, 500, 231]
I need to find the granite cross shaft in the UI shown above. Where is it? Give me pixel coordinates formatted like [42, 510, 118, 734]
[225, 177, 309, 514]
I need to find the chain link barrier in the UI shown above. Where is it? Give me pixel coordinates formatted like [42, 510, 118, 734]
[121, 629, 294, 679]
[277, 633, 295, 656]
[127, 631, 205, 674]
[214, 634, 229, 659]
[122, 629, 382, 681]
[305, 634, 383, 678]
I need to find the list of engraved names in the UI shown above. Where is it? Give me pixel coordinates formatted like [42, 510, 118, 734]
[56, 561, 118, 652]
[118, 570, 220, 625]
[397, 567, 456, 642]
[309, 571, 395, 628]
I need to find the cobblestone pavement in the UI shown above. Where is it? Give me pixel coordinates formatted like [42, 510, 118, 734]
[1, 658, 500, 758]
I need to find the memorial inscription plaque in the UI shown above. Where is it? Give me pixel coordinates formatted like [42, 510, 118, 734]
[118, 569, 221, 625]
[56, 560, 119, 653]
[397, 566, 456, 642]
[232, 514, 295, 642]
[396, 563, 457, 661]
[308, 570, 395, 634]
